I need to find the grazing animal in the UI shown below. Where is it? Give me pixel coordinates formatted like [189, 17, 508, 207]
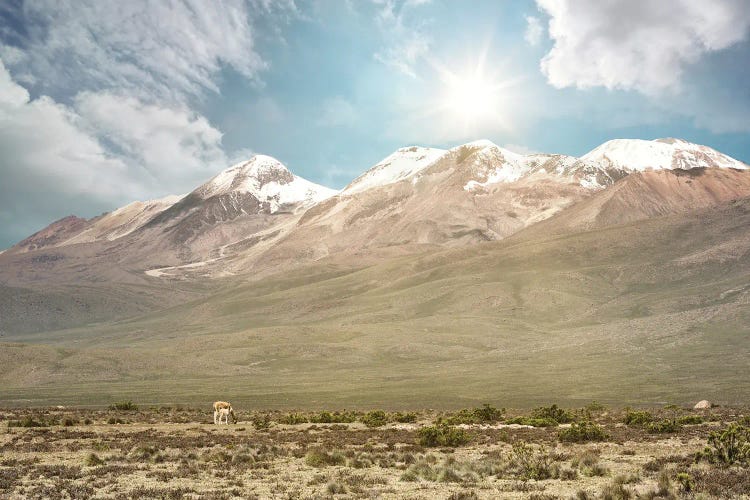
[213, 401, 237, 424]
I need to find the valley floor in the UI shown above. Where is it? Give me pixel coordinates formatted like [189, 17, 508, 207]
[1, 405, 748, 499]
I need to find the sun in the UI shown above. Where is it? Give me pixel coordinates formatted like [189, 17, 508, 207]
[444, 73, 498, 123]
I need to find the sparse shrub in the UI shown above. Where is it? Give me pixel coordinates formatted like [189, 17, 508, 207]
[251, 414, 272, 430]
[129, 445, 162, 462]
[0, 468, 20, 491]
[109, 401, 137, 411]
[278, 413, 308, 425]
[309, 410, 356, 423]
[62, 417, 78, 427]
[473, 403, 504, 423]
[532, 404, 575, 424]
[676, 472, 694, 493]
[107, 417, 125, 424]
[559, 466, 579, 480]
[117, 486, 195, 499]
[304, 449, 345, 467]
[647, 419, 681, 434]
[347, 455, 373, 469]
[586, 401, 607, 413]
[559, 421, 608, 442]
[437, 467, 463, 483]
[696, 423, 750, 465]
[417, 424, 471, 447]
[573, 450, 608, 477]
[652, 470, 673, 498]
[509, 441, 552, 480]
[34, 464, 83, 480]
[361, 410, 388, 428]
[448, 491, 479, 500]
[624, 410, 654, 426]
[691, 467, 750, 497]
[677, 415, 703, 425]
[85, 453, 104, 466]
[326, 481, 347, 494]
[441, 404, 504, 425]
[599, 475, 633, 499]
[392, 412, 417, 423]
[400, 470, 419, 482]
[7, 416, 46, 428]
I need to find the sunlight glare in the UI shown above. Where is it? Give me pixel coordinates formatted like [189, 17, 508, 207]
[445, 74, 498, 122]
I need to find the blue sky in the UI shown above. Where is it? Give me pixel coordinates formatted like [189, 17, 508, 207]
[1, 0, 749, 247]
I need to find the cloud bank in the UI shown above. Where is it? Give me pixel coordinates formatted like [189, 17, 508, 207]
[537, 0, 750, 93]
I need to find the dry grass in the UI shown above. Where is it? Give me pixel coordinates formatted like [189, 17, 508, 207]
[0, 405, 747, 498]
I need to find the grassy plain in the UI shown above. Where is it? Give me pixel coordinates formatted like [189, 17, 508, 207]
[1, 404, 748, 499]
[1, 200, 749, 408]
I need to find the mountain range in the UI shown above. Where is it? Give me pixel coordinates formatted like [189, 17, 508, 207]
[1, 137, 749, 407]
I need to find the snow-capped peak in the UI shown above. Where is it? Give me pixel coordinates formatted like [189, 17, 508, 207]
[195, 155, 337, 212]
[343, 146, 447, 195]
[580, 138, 748, 172]
[460, 141, 538, 190]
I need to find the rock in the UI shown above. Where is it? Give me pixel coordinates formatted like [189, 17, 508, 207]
[693, 400, 711, 409]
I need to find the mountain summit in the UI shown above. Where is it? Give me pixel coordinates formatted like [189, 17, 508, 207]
[195, 155, 337, 211]
[1, 138, 748, 284]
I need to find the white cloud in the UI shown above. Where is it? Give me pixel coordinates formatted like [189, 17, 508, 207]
[1, 0, 268, 103]
[0, 60, 140, 245]
[75, 92, 228, 189]
[372, 0, 432, 77]
[0, 0, 299, 246]
[317, 97, 358, 127]
[0, 59, 242, 247]
[537, 0, 750, 93]
[524, 16, 544, 47]
[0, 60, 136, 202]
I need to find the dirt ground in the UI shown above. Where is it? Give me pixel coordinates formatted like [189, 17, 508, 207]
[0, 405, 748, 499]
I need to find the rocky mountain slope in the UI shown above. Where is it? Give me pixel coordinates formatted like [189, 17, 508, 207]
[0, 137, 747, 333]
[3, 195, 749, 405]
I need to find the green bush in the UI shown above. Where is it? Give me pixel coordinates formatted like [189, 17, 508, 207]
[251, 414, 271, 430]
[109, 401, 137, 411]
[417, 424, 471, 447]
[677, 415, 703, 425]
[696, 424, 750, 465]
[676, 472, 694, 493]
[7, 416, 47, 428]
[510, 441, 553, 480]
[361, 410, 388, 428]
[392, 412, 417, 423]
[473, 403, 504, 423]
[442, 404, 504, 425]
[585, 401, 607, 413]
[558, 421, 609, 443]
[532, 404, 575, 424]
[624, 410, 654, 426]
[304, 449, 346, 467]
[277, 413, 308, 425]
[647, 419, 681, 434]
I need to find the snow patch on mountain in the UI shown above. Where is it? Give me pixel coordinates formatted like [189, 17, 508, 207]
[343, 146, 447, 195]
[196, 155, 337, 212]
[462, 138, 747, 192]
[580, 138, 748, 172]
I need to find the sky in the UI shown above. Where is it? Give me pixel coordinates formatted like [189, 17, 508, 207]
[1, 0, 750, 248]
